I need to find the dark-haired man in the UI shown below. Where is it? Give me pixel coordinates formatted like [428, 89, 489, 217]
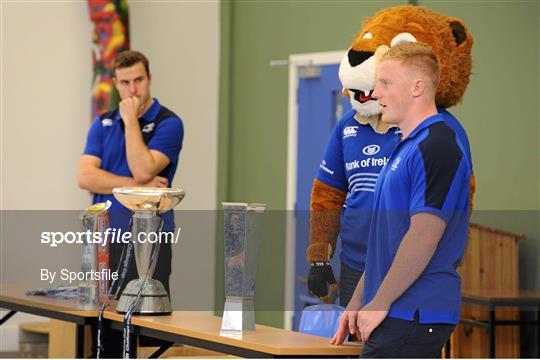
[78, 50, 183, 357]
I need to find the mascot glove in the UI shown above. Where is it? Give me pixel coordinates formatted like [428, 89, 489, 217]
[308, 262, 337, 298]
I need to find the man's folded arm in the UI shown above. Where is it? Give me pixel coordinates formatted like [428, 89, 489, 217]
[77, 155, 138, 195]
[123, 123, 170, 183]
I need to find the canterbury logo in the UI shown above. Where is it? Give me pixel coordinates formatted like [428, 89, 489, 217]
[101, 118, 113, 127]
[343, 126, 359, 138]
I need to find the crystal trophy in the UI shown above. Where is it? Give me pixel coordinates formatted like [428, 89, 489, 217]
[221, 202, 266, 335]
[79, 200, 111, 306]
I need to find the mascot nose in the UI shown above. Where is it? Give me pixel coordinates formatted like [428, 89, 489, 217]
[348, 49, 374, 67]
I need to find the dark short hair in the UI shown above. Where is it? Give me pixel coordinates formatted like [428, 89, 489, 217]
[113, 50, 150, 77]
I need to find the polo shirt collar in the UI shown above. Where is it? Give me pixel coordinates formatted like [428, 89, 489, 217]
[403, 113, 445, 141]
[141, 98, 160, 121]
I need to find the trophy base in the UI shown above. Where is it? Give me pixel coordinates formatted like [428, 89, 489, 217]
[220, 297, 255, 335]
[116, 278, 172, 315]
[78, 281, 98, 308]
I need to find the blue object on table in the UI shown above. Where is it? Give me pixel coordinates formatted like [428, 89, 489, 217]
[25, 285, 78, 299]
[298, 304, 344, 339]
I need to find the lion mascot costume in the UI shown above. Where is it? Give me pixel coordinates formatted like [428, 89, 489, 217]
[306, 5, 475, 305]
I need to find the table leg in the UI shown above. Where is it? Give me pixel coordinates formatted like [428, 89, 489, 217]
[488, 306, 495, 358]
[0, 310, 16, 325]
[149, 341, 173, 359]
[76, 324, 85, 358]
[536, 309, 539, 358]
[444, 337, 451, 358]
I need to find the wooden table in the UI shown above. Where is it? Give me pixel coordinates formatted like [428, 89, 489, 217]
[1, 284, 361, 358]
[460, 289, 540, 358]
[0, 284, 98, 358]
[104, 310, 362, 358]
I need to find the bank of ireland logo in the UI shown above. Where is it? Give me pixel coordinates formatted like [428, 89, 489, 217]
[345, 160, 360, 171]
[362, 144, 380, 156]
[343, 126, 359, 138]
[391, 157, 401, 171]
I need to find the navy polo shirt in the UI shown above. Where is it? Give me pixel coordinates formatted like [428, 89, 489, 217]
[83, 98, 184, 232]
[362, 113, 471, 324]
[316, 110, 401, 271]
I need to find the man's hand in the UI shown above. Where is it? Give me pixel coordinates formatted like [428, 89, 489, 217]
[330, 274, 365, 346]
[330, 309, 360, 345]
[307, 262, 337, 300]
[356, 300, 389, 343]
[142, 175, 168, 188]
[119, 96, 141, 127]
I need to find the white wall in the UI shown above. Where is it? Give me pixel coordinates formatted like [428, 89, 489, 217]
[128, 1, 219, 310]
[1, 1, 219, 349]
[1, 2, 94, 350]
[1, 2, 93, 211]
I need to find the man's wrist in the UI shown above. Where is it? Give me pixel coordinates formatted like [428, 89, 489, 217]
[127, 177, 141, 187]
[346, 299, 361, 311]
[372, 293, 392, 310]
[123, 116, 138, 128]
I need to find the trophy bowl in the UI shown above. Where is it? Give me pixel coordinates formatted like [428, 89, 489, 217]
[112, 187, 185, 212]
[112, 187, 185, 314]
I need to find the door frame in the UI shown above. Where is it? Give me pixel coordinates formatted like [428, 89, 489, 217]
[285, 50, 345, 330]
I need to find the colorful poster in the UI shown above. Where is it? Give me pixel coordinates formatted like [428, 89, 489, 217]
[88, 0, 129, 120]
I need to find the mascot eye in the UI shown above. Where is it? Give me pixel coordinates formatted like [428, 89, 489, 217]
[390, 32, 417, 47]
[362, 32, 373, 40]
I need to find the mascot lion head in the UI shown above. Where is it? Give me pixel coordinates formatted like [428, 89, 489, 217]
[339, 5, 473, 118]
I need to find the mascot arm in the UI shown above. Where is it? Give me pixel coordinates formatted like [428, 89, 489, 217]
[306, 179, 346, 300]
[469, 173, 476, 212]
[458, 172, 476, 269]
[306, 179, 347, 262]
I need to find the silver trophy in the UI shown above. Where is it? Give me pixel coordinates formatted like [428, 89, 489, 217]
[112, 187, 185, 314]
[221, 202, 266, 335]
[79, 201, 111, 307]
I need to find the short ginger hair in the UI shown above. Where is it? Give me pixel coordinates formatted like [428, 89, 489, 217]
[381, 42, 440, 95]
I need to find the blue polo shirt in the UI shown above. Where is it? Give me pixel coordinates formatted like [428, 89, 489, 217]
[362, 113, 471, 324]
[316, 110, 401, 271]
[83, 98, 184, 232]
[438, 107, 473, 172]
